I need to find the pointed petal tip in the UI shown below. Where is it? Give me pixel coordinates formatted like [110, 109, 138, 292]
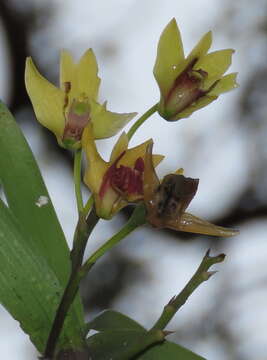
[169, 17, 178, 27]
[25, 56, 32, 64]
[225, 228, 240, 237]
[170, 212, 240, 237]
[25, 56, 35, 73]
[146, 140, 154, 154]
[203, 30, 213, 45]
[126, 111, 138, 120]
[207, 30, 212, 37]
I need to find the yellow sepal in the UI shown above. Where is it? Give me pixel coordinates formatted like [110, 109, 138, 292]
[168, 212, 239, 237]
[90, 100, 137, 139]
[25, 57, 65, 137]
[153, 18, 185, 98]
[194, 49, 234, 90]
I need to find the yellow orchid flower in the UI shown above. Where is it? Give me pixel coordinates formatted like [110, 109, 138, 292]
[25, 49, 137, 149]
[143, 142, 239, 237]
[154, 18, 238, 121]
[82, 125, 164, 219]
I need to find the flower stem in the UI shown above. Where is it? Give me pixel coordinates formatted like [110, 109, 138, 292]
[74, 149, 83, 213]
[82, 194, 94, 217]
[44, 207, 99, 359]
[127, 104, 158, 141]
[80, 204, 147, 278]
[150, 250, 226, 331]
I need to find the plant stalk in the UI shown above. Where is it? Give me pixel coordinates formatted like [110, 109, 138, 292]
[127, 103, 158, 140]
[74, 149, 83, 213]
[150, 249, 225, 331]
[80, 204, 147, 277]
[44, 207, 99, 358]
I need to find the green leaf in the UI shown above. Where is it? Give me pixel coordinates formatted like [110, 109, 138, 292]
[136, 340, 206, 360]
[87, 329, 205, 360]
[86, 310, 145, 333]
[0, 101, 84, 348]
[0, 101, 73, 285]
[86, 310, 205, 359]
[0, 198, 84, 353]
[87, 330, 147, 360]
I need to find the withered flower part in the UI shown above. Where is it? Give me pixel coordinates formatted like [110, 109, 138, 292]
[144, 143, 239, 237]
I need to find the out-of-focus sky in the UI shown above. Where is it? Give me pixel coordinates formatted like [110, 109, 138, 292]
[1, 1, 267, 359]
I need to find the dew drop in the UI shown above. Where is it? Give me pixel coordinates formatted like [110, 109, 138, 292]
[172, 65, 177, 70]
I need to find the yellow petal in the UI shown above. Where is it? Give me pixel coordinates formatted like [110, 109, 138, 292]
[60, 50, 76, 90]
[60, 49, 100, 106]
[167, 212, 239, 237]
[119, 139, 152, 168]
[173, 31, 212, 79]
[152, 154, 164, 167]
[110, 132, 129, 163]
[112, 198, 128, 216]
[194, 49, 234, 90]
[186, 31, 212, 65]
[25, 57, 65, 137]
[153, 18, 185, 98]
[144, 142, 160, 207]
[82, 125, 108, 194]
[77, 49, 101, 100]
[171, 95, 217, 120]
[208, 73, 238, 96]
[94, 191, 121, 220]
[90, 100, 137, 139]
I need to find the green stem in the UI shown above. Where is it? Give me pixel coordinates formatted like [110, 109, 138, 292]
[70, 207, 99, 271]
[80, 204, 147, 277]
[112, 329, 167, 360]
[127, 103, 158, 141]
[150, 250, 226, 331]
[82, 194, 94, 217]
[44, 207, 100, 359]
[74, 149, 83, 213]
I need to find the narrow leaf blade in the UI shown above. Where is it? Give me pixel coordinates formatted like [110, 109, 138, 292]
[0, 101, 72, 285]
[137, 340, 206, 360]
[0, 199, 84, 353]
[87, 330, 146, 360]
[86, 310, 145, 333]
[0, 101, 85, 346]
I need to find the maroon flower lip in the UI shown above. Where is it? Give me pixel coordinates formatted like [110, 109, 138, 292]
[99, 152, 145, 199]
[165, 62, 207, 119]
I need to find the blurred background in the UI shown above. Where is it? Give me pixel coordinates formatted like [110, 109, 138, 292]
[0, 0, 267, 359]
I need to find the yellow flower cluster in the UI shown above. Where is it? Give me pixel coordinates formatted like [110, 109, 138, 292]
[25, 19, 239, 237]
